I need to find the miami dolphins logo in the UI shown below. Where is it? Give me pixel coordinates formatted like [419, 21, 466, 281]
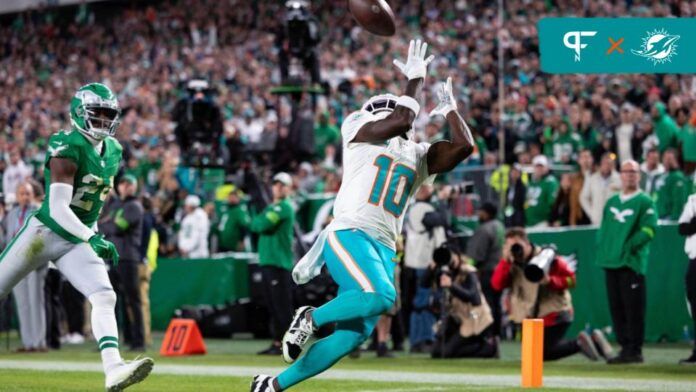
[631, 29, 680, 65]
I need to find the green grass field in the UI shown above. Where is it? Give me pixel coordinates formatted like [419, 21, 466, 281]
[0, 333, 694, 391]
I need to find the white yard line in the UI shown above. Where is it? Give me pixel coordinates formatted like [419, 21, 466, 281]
[0, 359, 693, 391]
[360, 388, 451, 392]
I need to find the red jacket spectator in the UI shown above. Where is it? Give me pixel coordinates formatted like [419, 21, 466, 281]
[491, 252, 575, 327]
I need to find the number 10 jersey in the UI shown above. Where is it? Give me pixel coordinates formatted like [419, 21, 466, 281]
[36, 130, 123, 243]
[331, 110, 434, 250]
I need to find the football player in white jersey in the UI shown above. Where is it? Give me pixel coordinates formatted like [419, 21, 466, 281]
[251, 39, 475, 392]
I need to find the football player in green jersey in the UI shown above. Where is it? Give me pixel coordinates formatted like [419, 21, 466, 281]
[0, 83, 154, 391]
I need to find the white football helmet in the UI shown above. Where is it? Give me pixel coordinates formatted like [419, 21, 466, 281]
[361, 93, 398, 115]
[361, 93, 414, 139]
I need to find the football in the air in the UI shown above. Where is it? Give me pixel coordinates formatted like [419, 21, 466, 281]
[348, 0, 396, 37]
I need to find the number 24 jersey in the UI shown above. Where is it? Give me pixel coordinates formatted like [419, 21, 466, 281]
[331, 110, 434, 250]
[36, 130, 123, 243]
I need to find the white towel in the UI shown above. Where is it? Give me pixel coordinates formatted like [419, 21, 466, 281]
[292, 229, 327, 284]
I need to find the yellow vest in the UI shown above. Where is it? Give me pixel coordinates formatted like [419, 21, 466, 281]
[146, 229, 159, 271]
[489, 165, 529, 194]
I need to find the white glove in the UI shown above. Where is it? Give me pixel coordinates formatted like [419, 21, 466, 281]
[393, 39, 435, 80]
[429, 76, 457, 117]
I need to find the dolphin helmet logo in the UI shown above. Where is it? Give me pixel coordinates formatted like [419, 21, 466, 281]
[632, 29, 680, 65]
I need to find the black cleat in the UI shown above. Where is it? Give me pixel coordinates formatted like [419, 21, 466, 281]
[282, 306, 317, 364]
[250, 375, 276, 392]
[679, 352, 696, 365]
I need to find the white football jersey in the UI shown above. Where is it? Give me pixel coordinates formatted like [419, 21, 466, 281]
[331, 110, 434, 249]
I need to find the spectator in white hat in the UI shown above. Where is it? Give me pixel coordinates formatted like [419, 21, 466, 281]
[177, 194, 210, 258]
[525, 155, 559, 228]
[251, 172, 296, 356]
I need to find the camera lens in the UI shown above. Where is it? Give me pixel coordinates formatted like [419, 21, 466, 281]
[433, 247, 451, 266]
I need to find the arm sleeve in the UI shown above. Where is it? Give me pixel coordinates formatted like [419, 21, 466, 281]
[251, 203, 292, 234]
[238, 206, 252, 229]
[547, 258, 576, 291]
[579, 178, 593, 220]
[116, 202, 143, 233]
[49, 183, 95, 242]
[449, 273, 482, 305]
[490, 259, 512, 292]
[546, 178, 560, 211]
[250, 208, 279, 233]
[625, 199, 658, 252]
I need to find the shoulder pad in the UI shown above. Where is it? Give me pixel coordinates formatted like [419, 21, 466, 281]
[51, 130, 86, 146]
[47, 130, 84, 160]
[105, 136, 124, 152]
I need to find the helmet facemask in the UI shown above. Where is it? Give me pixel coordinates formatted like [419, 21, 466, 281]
[81, 105, 121, 139]
[71, 84, 121, 140]
[361, 94, 413, 140]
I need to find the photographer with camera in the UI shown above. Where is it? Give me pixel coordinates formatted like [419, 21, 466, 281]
[277, 0, 321, 85]
[491, 227, 611, 361]
[171, 78, 223, 167]
[421, 246, 498, 359]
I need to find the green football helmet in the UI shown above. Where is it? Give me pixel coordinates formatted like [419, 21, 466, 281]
[70, 83, 121, 140]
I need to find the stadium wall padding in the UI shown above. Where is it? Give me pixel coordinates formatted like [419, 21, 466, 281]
[528, 223, 691, 343]
[150, 224, 692, 343]
[150, 256, 250, 330]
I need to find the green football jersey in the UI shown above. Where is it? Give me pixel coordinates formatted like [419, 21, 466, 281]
[596, 192, 657, 274]
[550, 132, 582, 163]
[216, 203, 251, 252]
[655, 170, 691, 220]
[36, 130, 123, 243]
[525, 174, 559, 226]
[250, 198, 295, 270]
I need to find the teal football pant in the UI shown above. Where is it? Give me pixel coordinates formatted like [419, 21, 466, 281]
[278, 229, 397, 389]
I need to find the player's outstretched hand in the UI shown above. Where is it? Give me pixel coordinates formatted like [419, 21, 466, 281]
[89, 234, 120, 265]
[393, 39, 435, 80]
[429, 76, 457, 118]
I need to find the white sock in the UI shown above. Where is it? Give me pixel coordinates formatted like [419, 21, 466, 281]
[101, 348, 122, 372]
[88, 291, 123, 372]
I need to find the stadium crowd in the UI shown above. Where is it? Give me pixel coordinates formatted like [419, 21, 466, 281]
[0, 0, 694, 236]
[0, 0, 694, 356]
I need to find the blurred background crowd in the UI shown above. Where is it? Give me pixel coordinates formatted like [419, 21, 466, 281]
[0, 0, 694, 356]
[0, 0, 694, 243]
